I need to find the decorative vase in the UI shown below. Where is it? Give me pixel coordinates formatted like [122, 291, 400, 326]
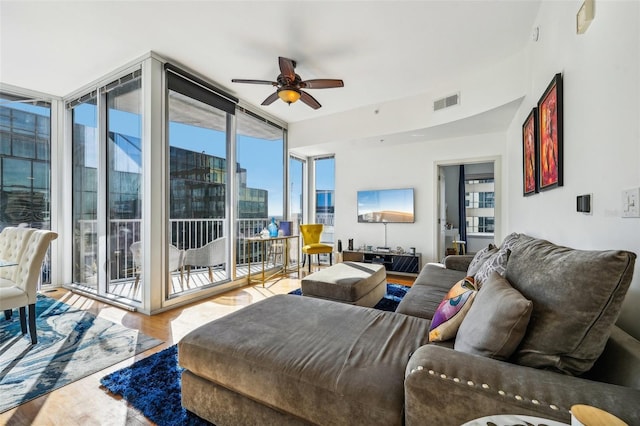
[268, 218, 278, 237]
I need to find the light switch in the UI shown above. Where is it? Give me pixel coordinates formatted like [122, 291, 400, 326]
[622, 188, 640, 218]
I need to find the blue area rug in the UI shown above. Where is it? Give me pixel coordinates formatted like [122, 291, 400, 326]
[100, 283, 410, 425]
[0, 294, 163, 413]
[288, 282, 409, 311]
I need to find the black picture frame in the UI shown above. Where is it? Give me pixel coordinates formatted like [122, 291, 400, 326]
[537, 73, 563, 191]
[522, 107, 538, 196]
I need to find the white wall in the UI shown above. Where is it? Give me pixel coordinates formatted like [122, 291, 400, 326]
[505, 0, 640, 338]
[290, 1, 640, 338]
[331, 133, 504, 264]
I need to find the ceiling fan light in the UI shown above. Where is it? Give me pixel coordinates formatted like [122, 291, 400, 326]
[278, 88, 301, 104]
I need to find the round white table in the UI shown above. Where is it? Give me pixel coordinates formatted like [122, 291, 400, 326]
[462, 414, 569, 426]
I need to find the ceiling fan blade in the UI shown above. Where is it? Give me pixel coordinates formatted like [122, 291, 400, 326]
[300, 79, 344, 89]
[232, 79, 277, 86]
[300, 91, 322, 109]
[278, 57, 296, 82]
[261, 92, 280, 106]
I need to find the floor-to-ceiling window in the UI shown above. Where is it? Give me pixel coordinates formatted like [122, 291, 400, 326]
[0, 92, 53, 282]
[235, 109, 285, 276]
[166, 71, 232, 295]
[106, 77, 143, 300]
[289, 155, 305, 230]
[313, 156, 335, 263]
[71, 97, 98, 287]
[69, 70, 144, 303]
[65, 57, 287, 311]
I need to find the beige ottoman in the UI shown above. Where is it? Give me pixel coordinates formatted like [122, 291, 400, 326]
[301, 261, 387, 307]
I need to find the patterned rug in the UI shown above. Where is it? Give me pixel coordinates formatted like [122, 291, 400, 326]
[0, 294, 162, 413]
[100, 283, 410, 425]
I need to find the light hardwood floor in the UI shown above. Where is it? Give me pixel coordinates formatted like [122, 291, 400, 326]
[0, 272, 414, 426]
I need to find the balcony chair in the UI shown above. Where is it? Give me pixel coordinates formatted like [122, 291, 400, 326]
[0, 230, 58, 344]
[300, 224, 333, 273]
[183, 237, 226, 284]
[129, 242, 184, 287]
[0, 226, 37, 320]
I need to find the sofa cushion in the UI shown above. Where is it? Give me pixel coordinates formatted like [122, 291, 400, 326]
[454, 272, 532, 360]
[428, 276, 478, 342]
[396, 264, 466, 320]
[179, 294, 431, 426]
[505, 234, 637, 375]
[466, 244, 497, 277]
[474, 246, 511, 287]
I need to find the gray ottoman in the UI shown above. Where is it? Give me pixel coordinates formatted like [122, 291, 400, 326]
[301, 261, 387, 307]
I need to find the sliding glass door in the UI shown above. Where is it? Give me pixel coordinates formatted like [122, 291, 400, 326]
[167, 88, 229, 294]
[235, 109, 285, 277]
[70, 71, 144, 303]
[106, 78, 143, 299]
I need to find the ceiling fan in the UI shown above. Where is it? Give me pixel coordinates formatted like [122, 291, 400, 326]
[231, 57, 344, 109]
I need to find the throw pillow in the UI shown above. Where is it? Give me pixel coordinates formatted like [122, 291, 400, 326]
[500, 232, 520, 251]
[428, 277, 478, 342]
[454, 271, 533, 360]
[505, 235, 636, 376]
[474, 246, 511, 288]
[466, 243, 498, 277]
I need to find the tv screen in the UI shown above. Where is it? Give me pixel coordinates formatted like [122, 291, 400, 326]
[357, 188, 415, 223]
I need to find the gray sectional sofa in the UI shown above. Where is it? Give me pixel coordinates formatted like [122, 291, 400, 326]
[178, 233, 640, 425]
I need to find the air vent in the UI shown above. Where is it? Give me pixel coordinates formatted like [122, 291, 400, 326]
[433, 92, 460, 111]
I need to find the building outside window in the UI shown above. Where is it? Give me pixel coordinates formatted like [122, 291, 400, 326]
[465, 178, 495, 234]
[0, 93, 52, 282]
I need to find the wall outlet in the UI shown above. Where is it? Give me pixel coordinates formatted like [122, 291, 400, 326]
[622, 188, 640, 218]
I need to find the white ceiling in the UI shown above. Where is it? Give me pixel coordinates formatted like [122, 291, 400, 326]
[0, 0, 541, 126]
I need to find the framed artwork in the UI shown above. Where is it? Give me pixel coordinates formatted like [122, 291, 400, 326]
[537, 73, 563, 191]
[522, 107, 538, 196]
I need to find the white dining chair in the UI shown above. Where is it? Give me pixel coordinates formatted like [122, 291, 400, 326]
[0, 230, 58, 344]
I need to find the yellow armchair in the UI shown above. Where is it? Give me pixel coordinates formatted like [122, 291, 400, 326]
[300, 224, 333, 273]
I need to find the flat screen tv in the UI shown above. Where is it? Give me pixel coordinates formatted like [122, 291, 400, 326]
[357, 188, 415, 223]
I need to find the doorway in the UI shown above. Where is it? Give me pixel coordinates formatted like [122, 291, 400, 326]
[437, 159, 500, 260]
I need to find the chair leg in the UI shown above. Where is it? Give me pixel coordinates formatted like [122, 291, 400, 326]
[19, 307, 27, 334]
[330, 253, 333, 266]
[302, 254, 306, 267]
[208, 266, 213, 283]
[4, 309, 12, 320]
[28, 304, 37, 344]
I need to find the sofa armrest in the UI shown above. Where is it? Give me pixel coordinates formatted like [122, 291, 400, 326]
[404, 344, 640, 426]
[443, 255, 474, 272]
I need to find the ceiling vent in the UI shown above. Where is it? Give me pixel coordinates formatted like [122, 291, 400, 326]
[433, 92, 460, 111]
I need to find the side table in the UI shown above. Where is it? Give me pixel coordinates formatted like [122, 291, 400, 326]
[246, 235, 299, 286]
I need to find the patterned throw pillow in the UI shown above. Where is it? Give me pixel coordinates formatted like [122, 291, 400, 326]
[474, 246, 511, 288]
[428, 277, 478, 342]
[466, 243, 497, 277]
[500, 232, 520, 251]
